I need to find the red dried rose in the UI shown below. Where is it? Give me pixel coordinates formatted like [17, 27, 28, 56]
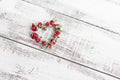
[53, 33, 58, 38]
[48, 43, 52, 48]
[37, 22, 42, 27]
[32, 23, 36, 27]
[53, 24, 59, 27]
[36, 37, 41, 43]
[50, 20, 55, 26]
[52, 40, 57, 45]
[55, 31, 61, 35]
[32, 26, 37, 31]
[32, 23, 37, 31]
[45, 22, 50, 27]
[42, 41, 47, 46]
[31, 33, 38, 39]
[43, 27, 47, 30]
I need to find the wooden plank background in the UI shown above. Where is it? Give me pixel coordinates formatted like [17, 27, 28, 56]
[24, 0, 120, 34]
[0, 36, 119, 80]
[0, 0, 120, 80]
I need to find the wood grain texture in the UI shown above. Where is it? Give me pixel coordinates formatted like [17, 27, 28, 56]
[0, 37, 119, 80]
[23, 0, 120, 35]
[0, 0, 120, 79]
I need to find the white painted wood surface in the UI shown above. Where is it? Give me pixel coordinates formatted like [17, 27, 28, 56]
[0, 0, 120, 80]
[24, 0, 120, 34]
[0, 37, 119, 80]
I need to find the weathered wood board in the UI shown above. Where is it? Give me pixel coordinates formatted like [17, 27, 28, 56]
[24, 0, 120, 35]
[0, 0, 120, 79]
[0, 37, 119, 80]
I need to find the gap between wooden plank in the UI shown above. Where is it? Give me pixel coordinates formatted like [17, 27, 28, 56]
[0, 36, 118, 80]
[22, 0, 120, 36]
[0, 34, 120, 80]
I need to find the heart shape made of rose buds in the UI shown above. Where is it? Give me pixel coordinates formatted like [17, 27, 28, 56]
[31, 20, 62, 48]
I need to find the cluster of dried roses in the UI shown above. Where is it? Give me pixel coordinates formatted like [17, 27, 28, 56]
[31, 20, 61, 48]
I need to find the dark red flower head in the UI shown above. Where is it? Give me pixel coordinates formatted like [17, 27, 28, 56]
[45, 22, 50, 27]
[48, 43, 52, 48]
[37, 22, 42, 27]
[52, 40, 57, 45]
[36, 37, 41, 43]
[53, 33, 58, 38]
[55, 31, 61, 35]
[43, 27, 47, 30]
[32, 23, 36, 27]
[42, 41, 47, 46]
[32, 23, 37, 31]
[31, 33, 38, 39]
[50, 20, 55, 26]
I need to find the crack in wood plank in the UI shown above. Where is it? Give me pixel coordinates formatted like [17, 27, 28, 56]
[0, 34, 120, 80]
[0, 37, 119, 80]
[0, 71, 28, 80]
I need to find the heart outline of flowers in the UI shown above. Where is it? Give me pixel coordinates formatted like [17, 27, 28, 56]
[31, 20, 62, 48]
